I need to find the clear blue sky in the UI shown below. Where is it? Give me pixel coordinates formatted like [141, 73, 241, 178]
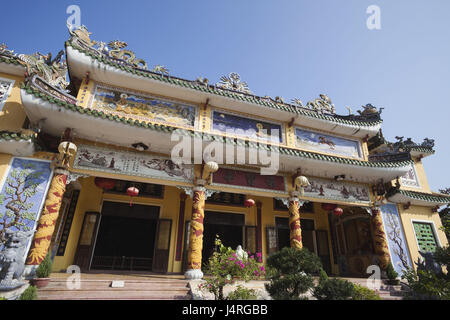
[1, 0, 449, 191]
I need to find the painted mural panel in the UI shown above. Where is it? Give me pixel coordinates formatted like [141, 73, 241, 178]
[211, 110, 283, 143]
[0, 158, 52, 250]
[91, 85, 198, 128]
[73, 144, 194, 183]
[212, 168, 286, 193]
[380, 203, 413, 276]
[400, 164, 420, 188]
[304, 177, 370, 204]
[295, 127, 362, 159]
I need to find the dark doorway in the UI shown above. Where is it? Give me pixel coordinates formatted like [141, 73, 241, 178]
[202, 211, 245, 267]
[91, 201, 159, 271]
[275, 217, 316, 254]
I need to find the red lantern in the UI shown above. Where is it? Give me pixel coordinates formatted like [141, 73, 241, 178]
[94, 177, 116, 190]
[244, 199, 255, 208]
[126, 186, 139, 206]
[333, 207, 344, 217]
[321, 203, 337, 211]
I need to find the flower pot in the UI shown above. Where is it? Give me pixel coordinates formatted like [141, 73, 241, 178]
[30, 278, 51, 288]
[387, 279, 400, 285]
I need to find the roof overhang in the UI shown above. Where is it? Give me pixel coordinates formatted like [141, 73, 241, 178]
[0, 60, 26, 77]
[387, 189, 450, 207]
[0, 137, 35, 156]
[66, 44, 381, 139]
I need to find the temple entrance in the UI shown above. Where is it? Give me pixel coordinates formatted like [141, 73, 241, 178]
[201, 211, 245, 267]
[330, 207, 377, 277]
[74, 201, 171, 272]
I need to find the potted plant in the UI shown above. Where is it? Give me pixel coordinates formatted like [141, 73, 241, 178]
[30, 253, 53, 288]
[386, 262, 400, 285]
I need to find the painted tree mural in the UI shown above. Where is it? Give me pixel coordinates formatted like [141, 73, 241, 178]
[0, 158, 52, 250]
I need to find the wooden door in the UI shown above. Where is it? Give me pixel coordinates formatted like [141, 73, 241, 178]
[316, 230, 332, 275]
[245, 226, 257, 255]
[152, 219, 172, 273]
[74, 212, 101, 271]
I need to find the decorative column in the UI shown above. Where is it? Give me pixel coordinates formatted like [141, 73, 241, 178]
[26, 169, 68, 265]
[370, 207, 391, 270]
[288, 191, 303, 249]
[184, 161, 219, 280]
[26, 137, 77, 266]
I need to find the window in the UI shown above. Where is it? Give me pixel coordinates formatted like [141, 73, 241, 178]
[413, 221, 439, 253]
[0, 78, 15, 111]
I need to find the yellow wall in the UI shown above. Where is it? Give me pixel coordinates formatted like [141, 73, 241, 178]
[398, 204, 448, 268]
[0, 72, 26, 131]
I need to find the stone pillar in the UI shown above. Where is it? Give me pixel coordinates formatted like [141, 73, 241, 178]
[26, 169, 68, 265]
[288, 191, 303, 249]
[370, 207, 390, 270]
[184, 183, 206, 280]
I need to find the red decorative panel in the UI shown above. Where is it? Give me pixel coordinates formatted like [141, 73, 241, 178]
[212, 168, 286, 192]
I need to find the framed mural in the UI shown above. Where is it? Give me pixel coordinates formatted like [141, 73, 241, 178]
[90, 84, 198, 129]
[0, 157, 53, 253]
[304, 177, 370, 204]
[211, 167, 287, 194]
[211, 110, 284, 143]
[400, 164, 421, 188]
[73, 144, 194, 183]
[295, 127, 363, 159]
[379, 203, 413, 276]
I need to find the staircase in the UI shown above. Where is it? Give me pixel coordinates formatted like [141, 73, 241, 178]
[37, 275, 192, 300]
[344, 277, 409, 300]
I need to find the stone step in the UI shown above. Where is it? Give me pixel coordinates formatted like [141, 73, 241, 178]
[37, 290, 191, 300]
[41, 280, 189, 291]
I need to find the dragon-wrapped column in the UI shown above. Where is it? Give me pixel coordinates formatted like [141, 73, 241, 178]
[184, 183, 206, 280]
[26, 168, 68, 265]
[370, 207, 391, 270]
[289, 191, 303, 249]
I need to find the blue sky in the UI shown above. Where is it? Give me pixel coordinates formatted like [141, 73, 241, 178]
[1, 0, 449, 191]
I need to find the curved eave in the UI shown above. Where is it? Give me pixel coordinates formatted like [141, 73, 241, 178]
[65, 42, 382, 138]
[409, 147, 435, 158]
[0, 133, 35, 156]
[387, 190, 450, 207]
[21, 83, 409, 184]
[0, 58, 26, 77]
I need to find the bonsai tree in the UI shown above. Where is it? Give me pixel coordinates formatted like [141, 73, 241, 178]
[35, 252, 53, 279]
[386, 262, 399, 284]
[313, 269, 355, 300]
[265, 247, 322, 300]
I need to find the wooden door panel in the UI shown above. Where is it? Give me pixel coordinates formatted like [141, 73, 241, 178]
[152, 219, 172, 273]
[74, 212, 101, 271]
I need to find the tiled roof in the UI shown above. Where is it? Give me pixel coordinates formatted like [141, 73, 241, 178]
[387, 188, 450, 204]
[21, 80, 412, 170]
[66, 39, 383, 128]
[0, 130, 34, 142]
[0, 53, 23, 66]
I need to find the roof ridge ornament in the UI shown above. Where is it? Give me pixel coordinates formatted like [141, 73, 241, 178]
[216, 72, 252, 94]
[305, 94, 336, 114]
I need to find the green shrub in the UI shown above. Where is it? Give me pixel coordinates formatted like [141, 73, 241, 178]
[265, 247, 322, 300]
[313, 275, 355, 300]
[226, 285, 258, 300]
[386, 262, 398, 280]
[199, 236, 264, 300]
[35, 252, 53, 278]
[0, 297, 7, 301]
[19, 285, 38, 300]
[352, 284, 381, 300]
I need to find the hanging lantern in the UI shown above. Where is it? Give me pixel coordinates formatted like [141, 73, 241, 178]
[126, 186, 139, 206]
[321, 203, 337, 211]
[244, 198, 256, 208]
[333, 207, 344, 217]
[94, 177, 117, 190]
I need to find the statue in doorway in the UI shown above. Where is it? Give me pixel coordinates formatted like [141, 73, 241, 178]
[0, 229, 34, 291]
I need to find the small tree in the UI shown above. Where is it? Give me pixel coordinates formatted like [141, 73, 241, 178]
[198, 236, 264, 300]
[313, 271, 355, 300]
[19, 285, 38, 300]
[386, 262, 399, 284]
[265, 247, 322, 300]
[35, 252, 53, 278]
[438, 188, 450, 239]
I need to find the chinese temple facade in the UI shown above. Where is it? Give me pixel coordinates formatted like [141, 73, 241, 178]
[0, 25, 448, 280]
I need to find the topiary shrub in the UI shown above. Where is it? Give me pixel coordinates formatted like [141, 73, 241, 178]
[352, 284, 381, 300]
[265, 247, 322, 300]
[226, 285, 258, 300]
[19, 285, 38, 300]
[35, 252, 53, 278]
[313, 272, 355, 300]
[386, 262, 399, 284]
